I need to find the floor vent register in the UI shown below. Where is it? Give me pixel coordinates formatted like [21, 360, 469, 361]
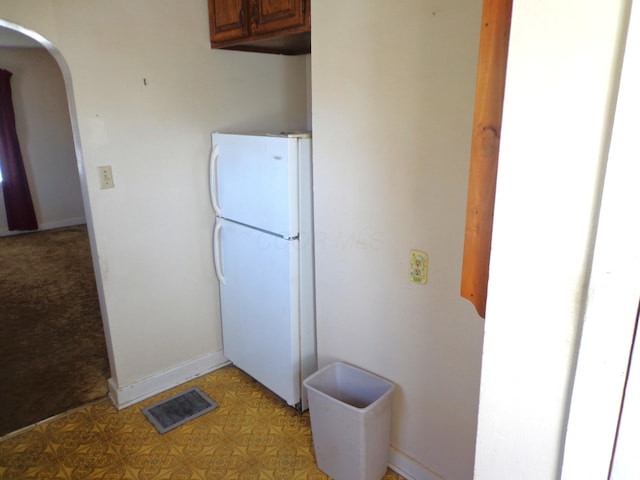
[142, 387, 218, 434]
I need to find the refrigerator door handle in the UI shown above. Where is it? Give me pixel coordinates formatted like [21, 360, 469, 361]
[213, 219, 226, 285]
[209, 144, 222, 216]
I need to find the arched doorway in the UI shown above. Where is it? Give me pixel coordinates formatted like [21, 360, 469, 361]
[0, 21, 113, 436]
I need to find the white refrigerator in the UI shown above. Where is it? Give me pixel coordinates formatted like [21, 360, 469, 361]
[210, 132, 316, 410]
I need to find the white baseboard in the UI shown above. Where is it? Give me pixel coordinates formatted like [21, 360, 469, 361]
[108, 350, 230, 409]
[389, 447, 443, 480]
[0, 217, 86, 237]
[39, 217, 86, 231]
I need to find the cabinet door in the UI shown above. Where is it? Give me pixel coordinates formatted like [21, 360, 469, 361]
[251, 0, 309, 37]
[209, 0, 250, 44]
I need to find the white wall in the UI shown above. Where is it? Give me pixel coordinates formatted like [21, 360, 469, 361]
[0, 46, 84, 234]
[474, 0, 631, 478]
[0, 0, 309, 403]
[562, 2, 640, 477]
[312, 2, 483, 479]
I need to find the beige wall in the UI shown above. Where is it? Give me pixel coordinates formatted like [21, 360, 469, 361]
[0, 46, 84, 234]
[0, 0, 309, 401]
[3, 1, 489, 478]
[311, 2, 483, 479]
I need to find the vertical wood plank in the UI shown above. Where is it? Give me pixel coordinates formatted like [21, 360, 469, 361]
[461, 0, 512, 318]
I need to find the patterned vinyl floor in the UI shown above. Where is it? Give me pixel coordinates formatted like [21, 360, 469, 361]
[0, 365, 405, 479]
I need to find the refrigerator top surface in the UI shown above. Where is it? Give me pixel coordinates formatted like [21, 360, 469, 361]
[214, 131, 311, 139]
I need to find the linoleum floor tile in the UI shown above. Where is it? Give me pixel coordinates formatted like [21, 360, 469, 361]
[1, 366, 405, 480]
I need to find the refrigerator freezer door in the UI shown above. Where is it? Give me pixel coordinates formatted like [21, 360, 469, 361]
[211, 133, 299, 237]
[218, 219, 301, 406]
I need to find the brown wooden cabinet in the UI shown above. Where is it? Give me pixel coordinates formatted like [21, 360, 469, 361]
[208, 0, 310, 55]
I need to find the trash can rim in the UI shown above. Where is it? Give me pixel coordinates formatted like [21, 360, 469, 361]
[303, 361, 395, 411]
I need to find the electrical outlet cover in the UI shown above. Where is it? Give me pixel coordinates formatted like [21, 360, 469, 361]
[98, 165, 115, 189]
[410, 249, 428, 284]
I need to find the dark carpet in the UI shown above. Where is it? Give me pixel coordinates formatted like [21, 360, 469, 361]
[0, 225, 110, 437]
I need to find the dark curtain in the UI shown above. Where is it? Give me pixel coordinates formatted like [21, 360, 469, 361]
[0, 68, 37, 231]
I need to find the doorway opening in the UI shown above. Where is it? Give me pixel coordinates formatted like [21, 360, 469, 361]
[0, 20, 113, 436]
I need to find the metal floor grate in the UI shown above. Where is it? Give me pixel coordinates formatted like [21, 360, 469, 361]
[142, 387, 218, 434]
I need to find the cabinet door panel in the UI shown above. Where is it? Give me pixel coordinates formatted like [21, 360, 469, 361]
[251, 0, 308, 36]
[209, 0, 249, 44]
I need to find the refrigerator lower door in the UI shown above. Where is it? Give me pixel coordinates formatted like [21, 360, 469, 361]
[218, 219, 301, 407]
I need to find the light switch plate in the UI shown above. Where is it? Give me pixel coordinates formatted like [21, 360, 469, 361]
[410, 249, 428, 284]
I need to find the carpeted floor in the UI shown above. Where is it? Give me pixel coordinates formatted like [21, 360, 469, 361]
[0, 225, 110, 437]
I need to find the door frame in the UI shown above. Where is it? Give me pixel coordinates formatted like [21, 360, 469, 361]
[561, 1, 640, 477]
[0, 19, 116, 382]
[610, 306, 640, 478]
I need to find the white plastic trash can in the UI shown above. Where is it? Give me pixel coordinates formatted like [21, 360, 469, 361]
[303, 362, 395, 480]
